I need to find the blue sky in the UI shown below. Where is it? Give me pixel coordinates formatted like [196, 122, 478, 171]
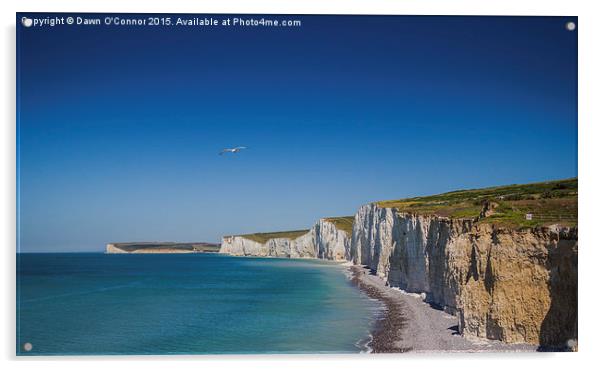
[17, 14, 577, 252]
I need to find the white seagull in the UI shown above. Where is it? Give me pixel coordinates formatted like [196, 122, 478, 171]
[219, 146, 248, 155]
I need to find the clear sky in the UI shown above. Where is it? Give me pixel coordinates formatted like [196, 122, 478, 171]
[17, 14, 577, 252]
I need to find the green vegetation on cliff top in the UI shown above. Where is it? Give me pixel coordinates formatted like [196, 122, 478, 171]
[377, 178, 577, 228]
[235, 230, 310, 243]
[323, 216, 355, 235]
[231, 179, 577, 242]
[235, 217, 356, 243]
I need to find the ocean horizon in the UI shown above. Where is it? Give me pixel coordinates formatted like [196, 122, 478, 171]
[16, 253, 380, 355]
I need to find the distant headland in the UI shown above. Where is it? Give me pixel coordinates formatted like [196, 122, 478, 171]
[106, 242, 220, 254]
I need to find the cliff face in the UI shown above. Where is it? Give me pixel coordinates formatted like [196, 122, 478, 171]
[219, 179, 577, 349]
[220, 204, 577, 348]
[220, 231, 316, 258]
[106, 244, 128, 253]
[351, 204, 471, 310]
[220, 219, 351, 260]
[351, 203, 577, 348]
[316, 219, 351, 261]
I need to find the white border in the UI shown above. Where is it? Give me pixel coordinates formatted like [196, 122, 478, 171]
[2, 1, 601, 368]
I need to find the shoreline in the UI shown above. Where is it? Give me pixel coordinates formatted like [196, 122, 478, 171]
[349, 265, 538, 353]
[349, 265, 410, 353]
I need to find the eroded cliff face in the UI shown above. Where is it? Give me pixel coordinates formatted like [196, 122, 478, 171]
[351, 203, 577, 348]
[351, 205, 472, 311]
[219, 234, 316, 258]
[316, 219, 351, 261]
[220, 219, 352, 260]
[219, 203, 577, 348]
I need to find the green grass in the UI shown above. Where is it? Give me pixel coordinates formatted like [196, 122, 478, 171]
[323, 216, 355, 235]
[377, 178, 577, 229]
[235, 230, 310, 243]
[230, 217, 356, 245]
[228, 179, 577, 242]
[481, 198, 577, 228]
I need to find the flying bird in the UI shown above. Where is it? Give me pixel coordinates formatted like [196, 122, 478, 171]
[219, 146, 248, 155]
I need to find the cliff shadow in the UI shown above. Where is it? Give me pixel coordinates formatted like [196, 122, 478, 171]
[537, 235, 578, 351]
[447, 324, 461, 336]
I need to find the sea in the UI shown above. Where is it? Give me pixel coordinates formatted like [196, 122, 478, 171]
[16, 253, 380, 355]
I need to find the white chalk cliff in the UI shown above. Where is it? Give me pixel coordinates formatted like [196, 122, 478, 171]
[220, 219, 351, 260]
[350, 203, 577, 348]
[219, 203, 577, 349]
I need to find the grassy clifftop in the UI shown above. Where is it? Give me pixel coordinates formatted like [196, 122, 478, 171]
[235, 230, 310, 243]
[234, 217, 356, 244]
[323, 216, 355, 235]
[377, 178, 577, 228]
[228, 179, 577, 242]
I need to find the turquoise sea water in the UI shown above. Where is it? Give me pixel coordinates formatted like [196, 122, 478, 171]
[17, 253, 379, 355]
